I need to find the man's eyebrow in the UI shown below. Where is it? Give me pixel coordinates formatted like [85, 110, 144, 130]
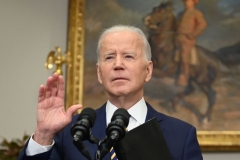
[103, 52, 116, 56]
[123, 51, 135, 55]
[102, 51, 136, 57]
[102, 52, 116, 58]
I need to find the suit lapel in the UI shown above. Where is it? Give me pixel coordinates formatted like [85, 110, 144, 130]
[92, 104, 107, 140]
[145, 102, 165, 132]
[91, 103, 111, 160]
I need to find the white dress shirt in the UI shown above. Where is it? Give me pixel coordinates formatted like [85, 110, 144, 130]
[106, 97, 147, 131]
[26, 97, 147, 155]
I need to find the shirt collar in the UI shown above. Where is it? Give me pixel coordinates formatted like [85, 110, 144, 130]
[106, 97, 147, 125]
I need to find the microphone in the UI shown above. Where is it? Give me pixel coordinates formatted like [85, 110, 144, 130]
[71, 107, 97, 160]
[96, 108, 130, 160]
[107, 108, 130, 141]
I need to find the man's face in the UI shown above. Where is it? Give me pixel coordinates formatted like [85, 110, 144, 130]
[184, 0, 195, 9]
[97, 31, 152, 99]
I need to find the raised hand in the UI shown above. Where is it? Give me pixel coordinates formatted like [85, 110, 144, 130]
[33, 73, 82, 145]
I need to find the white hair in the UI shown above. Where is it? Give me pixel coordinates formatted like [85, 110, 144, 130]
[96, 25, 152, 63]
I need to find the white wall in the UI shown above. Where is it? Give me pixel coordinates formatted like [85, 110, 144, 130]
[0, 0, 68, 140]
[0, 0, 239, 159]
[203, 152, 240, 160]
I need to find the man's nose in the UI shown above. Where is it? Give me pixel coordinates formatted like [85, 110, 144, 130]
[114, 55, 124, 69]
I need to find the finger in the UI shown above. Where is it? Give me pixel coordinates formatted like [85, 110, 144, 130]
[38, 85, 45, 103]
[57, 75, 65, 99]
[51, 73, 59, 96]
[45, 76, 53, 98]
[66, 104, 82, 118]
[52, 72, 59, 77]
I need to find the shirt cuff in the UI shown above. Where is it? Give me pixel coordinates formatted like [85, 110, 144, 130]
[25, 134, 55, 156]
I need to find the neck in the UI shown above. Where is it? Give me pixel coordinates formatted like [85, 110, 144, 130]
[108, 94, 143, 110]
[186, 6, 195, 10]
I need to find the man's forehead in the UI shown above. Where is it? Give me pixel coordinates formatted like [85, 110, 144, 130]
[101, 32, 142, 47]
[99, 30, 144, 55]
[103, 30, 140, 40]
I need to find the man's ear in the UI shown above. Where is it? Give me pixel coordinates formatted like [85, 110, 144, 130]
[145, 61, 153, 82]
[96, 63, 103, 84]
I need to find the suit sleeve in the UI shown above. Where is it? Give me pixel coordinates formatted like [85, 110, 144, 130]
[17, 140, 53, 160]
[183, 127, 203, 160]
[18, 132, 63, 160]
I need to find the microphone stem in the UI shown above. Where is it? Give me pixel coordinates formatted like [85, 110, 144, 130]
[96, 130, 120, 160]
[73, 133, 92, 160]
[106, 130, 119, 149]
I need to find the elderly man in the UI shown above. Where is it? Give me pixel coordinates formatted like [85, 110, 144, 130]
[18, 25, 202, 160]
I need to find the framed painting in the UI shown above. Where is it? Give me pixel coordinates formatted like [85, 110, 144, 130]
[65, 0, 240, 151]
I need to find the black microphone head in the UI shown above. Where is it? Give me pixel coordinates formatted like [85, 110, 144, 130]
[111, 108, 130, 127]
[78, 107, 97, 126]
[71, 107, 96, 140]
[105, 108, 130, 144]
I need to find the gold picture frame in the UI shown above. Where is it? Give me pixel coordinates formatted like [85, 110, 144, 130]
[65, 0, 240, 152]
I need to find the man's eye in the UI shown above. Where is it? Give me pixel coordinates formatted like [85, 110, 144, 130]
[124, 55, 134, 59]
[105, 56, 114, 60]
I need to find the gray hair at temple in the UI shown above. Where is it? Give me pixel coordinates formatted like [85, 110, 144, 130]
[96, 25, 152, 64]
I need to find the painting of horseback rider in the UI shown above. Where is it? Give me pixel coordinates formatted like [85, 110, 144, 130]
[144, 0, 218, 123]
[175, 0, 207, 87]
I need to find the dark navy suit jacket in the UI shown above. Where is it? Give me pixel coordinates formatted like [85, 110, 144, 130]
[18, 102, 202, 160]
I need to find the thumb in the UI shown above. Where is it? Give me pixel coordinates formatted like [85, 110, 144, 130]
[66, 104, 82, 118]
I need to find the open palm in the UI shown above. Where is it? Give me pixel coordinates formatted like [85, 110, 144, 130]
[34, 73, 81, 145]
